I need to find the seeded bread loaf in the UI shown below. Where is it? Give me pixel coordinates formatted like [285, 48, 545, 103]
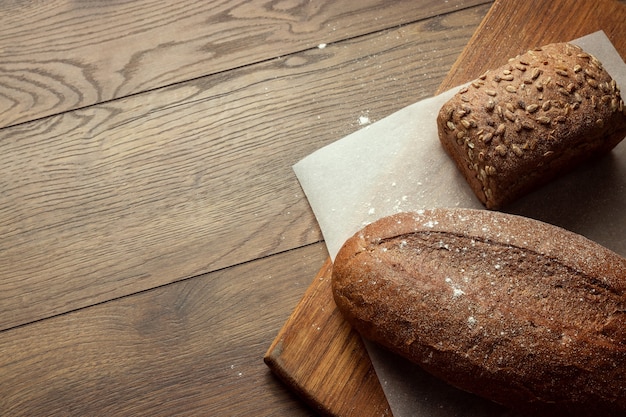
[332, 208, 626, 416]
[437, 42, 626, 209]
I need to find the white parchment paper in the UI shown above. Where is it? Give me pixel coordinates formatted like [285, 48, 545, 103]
[293, 31, 626, 417]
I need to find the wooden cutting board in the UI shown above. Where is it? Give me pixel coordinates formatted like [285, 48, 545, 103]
[264, 0, 626, 416]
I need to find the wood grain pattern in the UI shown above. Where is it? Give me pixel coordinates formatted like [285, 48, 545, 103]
[265, 258, 392, 417]
[5, 0, 624, 415]
[0, 3, 492, 415]
[0, 242, 327, 416]
[265, 0, 626, 415]
[438, 0, 626, 93]
[0, 3, 489, 332]
[0, 0, 488, 129]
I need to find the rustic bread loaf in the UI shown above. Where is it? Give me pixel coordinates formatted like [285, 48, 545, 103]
[332, 208, 626, 416]
[437, 42, 626, 209]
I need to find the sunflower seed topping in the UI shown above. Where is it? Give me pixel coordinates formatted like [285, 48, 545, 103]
[584, 68, 597, 78]
[495, 123, 506, 136]
[536, 116, 551, 125]
[556, 69, 569, 77]
[505, 110, 516, 122]
[438, 42, 626, 210]
[526, 104, 539, 113]
[531, 67, 541, 80]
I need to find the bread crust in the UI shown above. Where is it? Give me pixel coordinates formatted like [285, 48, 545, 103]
[437, 42, 626, 209]
[332, 208, 626, 416]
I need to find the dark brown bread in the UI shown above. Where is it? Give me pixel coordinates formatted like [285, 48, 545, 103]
[437, 42, 626, 209]
[332, 208, 626, 416]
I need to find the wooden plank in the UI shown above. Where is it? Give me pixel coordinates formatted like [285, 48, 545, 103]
[264, 0, 626, 415]
[438, 0, 626, 93]
[0, 0, 489, 129]
[265, 258, 392, 417]
[0, 5, 489, 331]
[0, 242, 328, 417]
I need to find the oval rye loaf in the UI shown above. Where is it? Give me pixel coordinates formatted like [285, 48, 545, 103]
[332, 208, 626, 416]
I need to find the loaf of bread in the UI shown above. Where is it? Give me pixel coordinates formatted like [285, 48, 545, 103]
[437, 42, 626, 209]
[332, 208, 626, 416]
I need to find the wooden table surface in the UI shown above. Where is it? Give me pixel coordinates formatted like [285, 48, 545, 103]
[0, 1, 622, 416]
